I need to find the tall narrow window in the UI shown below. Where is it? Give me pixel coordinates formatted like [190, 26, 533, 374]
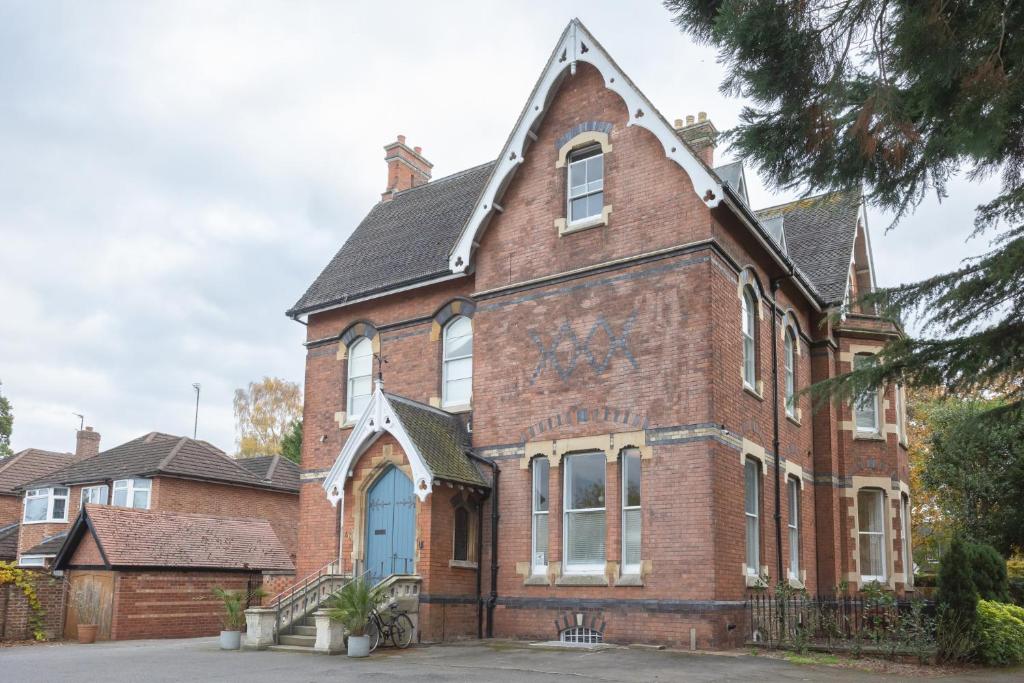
[741, 289, 757, 388]
[564, 452, 606, 574]
[80, 485, 109, 508]
[895, 384, 906, 443]
[567, 147, 604, 224]
[787, 477, 800, 580]
[902, 494, 913, 585]
[347, 337, 373, 421]
[858, 489, 887, 582]
[453, 507, 470, 562]
[621, 450, 642, 575]
[532, 458, 549, 574]
[442, 316, 473, 408]
[744, 458, 760, 576]
[784, 329, 796, 417]
[854, 354, 879, 432]
[113, 478, 151, 510]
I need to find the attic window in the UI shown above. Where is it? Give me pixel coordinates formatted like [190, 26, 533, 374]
[567, 146, 604, 225]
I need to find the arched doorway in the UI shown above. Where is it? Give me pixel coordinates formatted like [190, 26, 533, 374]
[364, 466, 416, 584]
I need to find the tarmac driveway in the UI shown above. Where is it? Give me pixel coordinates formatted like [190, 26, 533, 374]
[2, 637, 1021, 682]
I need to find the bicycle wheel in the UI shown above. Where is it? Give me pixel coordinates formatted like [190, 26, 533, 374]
[366, 617, 381, 652]
[391, 613, 415, 649]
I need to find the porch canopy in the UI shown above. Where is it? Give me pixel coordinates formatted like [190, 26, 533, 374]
[322, 385, 489, 506]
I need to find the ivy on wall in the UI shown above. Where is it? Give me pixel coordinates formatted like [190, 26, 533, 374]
[0, 561, 47, 641]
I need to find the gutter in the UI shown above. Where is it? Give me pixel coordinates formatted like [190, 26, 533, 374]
[286, 272, 467, 323]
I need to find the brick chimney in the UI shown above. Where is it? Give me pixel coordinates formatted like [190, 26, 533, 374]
[381, 134, 433, 201]
[675, 112, 717, 166]
[75, 426, 100, 460]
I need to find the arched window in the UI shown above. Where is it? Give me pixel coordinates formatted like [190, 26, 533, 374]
[347, 337, 373, 420]
[561, 626, 603, 644]
[442, 316, 473, 408]
[567, 145, 604, 225]
[784, 328, 796, 417]
[741, 288, 757, 388]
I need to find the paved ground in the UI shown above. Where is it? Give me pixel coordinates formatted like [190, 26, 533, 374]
[2, 638, 1023, 682]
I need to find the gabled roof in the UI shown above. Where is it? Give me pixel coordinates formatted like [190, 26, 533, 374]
[23, 531, 68, 557]
[22, 432, 297, 494]
[55, 505, 294, 571]
[0, 449, 77, 496]
[756, 190, 862, 304]
[236, 454, 300, 492]
[714, 161, 749, 205]
[288, 162, 494, 317]
[0, 523, 18, 561]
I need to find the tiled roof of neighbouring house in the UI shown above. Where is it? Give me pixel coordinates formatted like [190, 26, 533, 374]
[288, 161, 495, 316]
[23, 531, 68, 557]
[0, 449, 77, 496]
[236, 454, 300, 491]
[59, 505, 294, 571]
[21, 432, 297, 493]
[0, 523, 18, 561]
[385, 394, 488, 488]
[755, 190, 862, 305]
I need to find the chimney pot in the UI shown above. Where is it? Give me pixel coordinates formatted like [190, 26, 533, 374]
[674, 118, 683, 128]
[686, 114, 695, 126]
[414, 146, 422, 155]
[698, 111, 707, 122]
[397, 134, 406, 145]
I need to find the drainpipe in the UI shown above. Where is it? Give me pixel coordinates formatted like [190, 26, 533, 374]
[770, 274, 793, 584]
[466, 451, 499, 638]
[475, 496, 484, 639]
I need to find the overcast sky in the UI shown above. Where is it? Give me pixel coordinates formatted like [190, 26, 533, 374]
[0, 1, 994, 454]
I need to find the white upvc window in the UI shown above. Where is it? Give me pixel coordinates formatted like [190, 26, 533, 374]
[784, 329, 796, 417]
[744, 458, 760, 576]
[442, 316, 473, 408]
[347, 337, 373, 421]
[23, 487, 69, 523]
[741, 289, 757, 388]
[858, 489, 887, 582]
[567, 146, 604, 224]
[853, 354, 879, 432]
[621, 449, 642, 575]
[902, 494, 913, 585]
[80, 485, 109, 508]
[18, 555, 47, 567]
[112, 478, 151, 509]
[531, 457, 549, 574]
[895, 383, 907, 443]
[563, 452, 606, 574]
[787, 476, 800, 580]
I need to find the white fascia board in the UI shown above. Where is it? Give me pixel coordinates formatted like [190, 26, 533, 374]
[322, 385, 434, 506]
[449, 18, 726, 273]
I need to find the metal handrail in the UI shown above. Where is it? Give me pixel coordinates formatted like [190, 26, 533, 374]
[273, 559, 350, 639]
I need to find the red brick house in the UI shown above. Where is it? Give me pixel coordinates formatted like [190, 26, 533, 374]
[285, 20, 910, 649]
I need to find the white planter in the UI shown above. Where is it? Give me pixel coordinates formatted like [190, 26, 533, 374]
[220, 630, 242, 650]
[347, 634, 370, 658]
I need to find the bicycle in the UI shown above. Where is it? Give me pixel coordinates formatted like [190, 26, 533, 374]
[365, 600, 415, 651]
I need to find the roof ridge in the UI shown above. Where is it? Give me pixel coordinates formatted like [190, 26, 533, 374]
[0, 451, 23, 475]
[264, 454, 280, 482]
[755, 189, 858, 214]
[157, 437, 189, 470]
[386, 160, 496, 201]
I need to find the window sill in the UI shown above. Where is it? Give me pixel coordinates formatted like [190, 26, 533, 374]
[556, 206, 612, 236]
[615, 574, 644, 587]
[860, 576, 887, 586]
[853, 431, 885, 441]
[555, 573, 609, 587]
[524, 574, 550, 586]
[742, 384, 764, 401]
[785, 412, 801, 427]
[21, 519, 67, 525]
[787, 577, 805, 589]
[745, 573, 768, 589]
[449, 560, 478, 570]
[441, 403, 472, 415]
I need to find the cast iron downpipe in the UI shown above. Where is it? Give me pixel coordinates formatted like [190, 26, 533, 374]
[467, 451, 499, 639]
[770, 274, 793, 584]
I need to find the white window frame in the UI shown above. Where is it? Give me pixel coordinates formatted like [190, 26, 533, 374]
[531, 457, 549, 575]
[18, 555, 48, 567]
[112, 478, 152, 509]
[80, 484, 109, 509]
[560, 626, 603, 644]
[784, 329, 796, 417]
[902, 494, 913, 585]
[566, 146, 604, 226]
[346, 337, 373, 421]
[853, 354, 879, 433]
[858, 488, 887, 583]
[895, 383, 907, 444]
[741, 289, 757, 389]
[23, 487, 69, 524]
[621, 450, 642, 575]
[744, 458, 760, 576]
[441, 316, 473, 409]
[787, 476, 800, 581]
[563, 452, 606, 575]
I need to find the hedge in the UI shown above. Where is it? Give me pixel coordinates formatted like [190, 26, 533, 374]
[975, 600, 1024, 666]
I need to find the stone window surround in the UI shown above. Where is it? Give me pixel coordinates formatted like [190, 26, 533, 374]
[428, 299, 476, 413]
[780, 312, 804, 425]
[516, 431, 653, 587]
[553, 129, 613, 236]
[334, 321, 381, 429]
[449, 490, 479, 569]
[737, 268, 766, 398]
[843, 476, 911, 590]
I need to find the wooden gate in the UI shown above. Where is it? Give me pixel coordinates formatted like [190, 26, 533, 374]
[64, 571, 114, 640]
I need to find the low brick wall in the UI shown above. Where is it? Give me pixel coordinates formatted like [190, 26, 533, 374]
[260, 571, 296, 601]
[1, 569, 66, 641]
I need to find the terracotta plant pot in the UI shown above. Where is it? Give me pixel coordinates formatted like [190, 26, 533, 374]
[77, 624, 99, 644]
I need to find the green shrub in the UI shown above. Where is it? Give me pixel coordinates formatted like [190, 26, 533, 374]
[969, 543, 1011, 602]
[914, 573, 938, 588]
[974, 600, 1024, 666]
[936, 538, 979, 627]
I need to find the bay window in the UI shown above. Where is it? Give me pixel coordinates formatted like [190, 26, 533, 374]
[113, 478, 151, 509]
[563, 452, 606, 574]
[23, 487, 69, 523]
[621, 449, 641, 575]
[532, 457, 549, 574]
[858, 489, 887, 582]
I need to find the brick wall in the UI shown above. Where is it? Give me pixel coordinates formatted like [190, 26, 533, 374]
[0, 568, 66, 641]
[0, 494, 20, 528]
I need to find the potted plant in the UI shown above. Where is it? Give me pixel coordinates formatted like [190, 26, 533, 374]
[72, 584, 103, 644]
[326, 577, 381, 657]
[212, 586, 266, 651]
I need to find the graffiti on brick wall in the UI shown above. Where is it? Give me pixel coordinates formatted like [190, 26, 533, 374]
[528, 312, 638, 384]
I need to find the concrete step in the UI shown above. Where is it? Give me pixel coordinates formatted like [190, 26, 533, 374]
[279, 634, 316, 648]
[267, 644, 318, 655]
[293, 625, 316, 637]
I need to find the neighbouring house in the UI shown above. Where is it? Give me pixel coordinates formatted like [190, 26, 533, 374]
[53, 505, 293, 640]
[0, 523, 17, 562]
[281, 19, 910, 650]
[0, 428, 95, 529]
[15, 432, 300, 572]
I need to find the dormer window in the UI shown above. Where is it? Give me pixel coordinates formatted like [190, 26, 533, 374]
[567, 146, 604, 225]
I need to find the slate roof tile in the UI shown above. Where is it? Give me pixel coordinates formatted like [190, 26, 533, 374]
[385, 394, 487, 488]
[236, 455, 300, 491]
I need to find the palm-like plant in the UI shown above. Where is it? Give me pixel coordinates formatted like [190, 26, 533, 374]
[326, 577, 381, 637]
[212, 586, 267, 631]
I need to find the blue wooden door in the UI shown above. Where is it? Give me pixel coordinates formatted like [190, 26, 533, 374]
[365, 467, 416, 584]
